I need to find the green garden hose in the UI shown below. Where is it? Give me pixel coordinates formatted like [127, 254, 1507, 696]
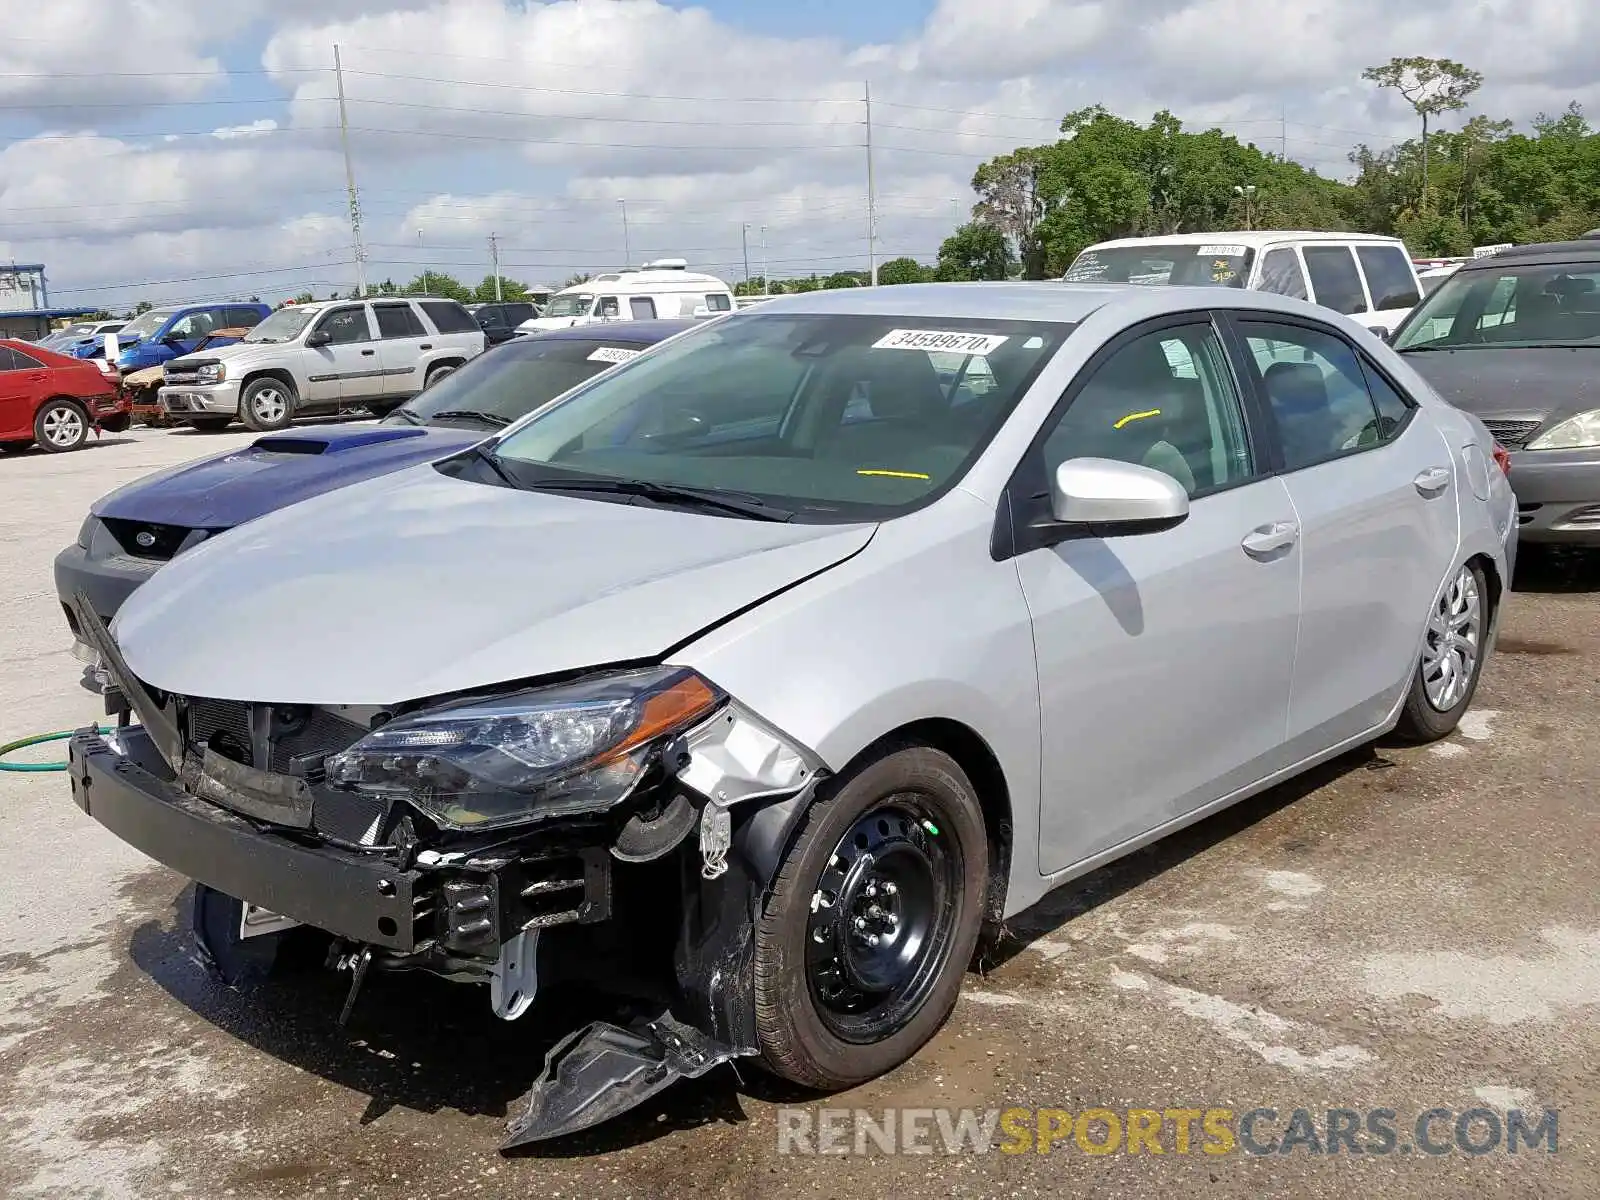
[0, 727, 115, 773]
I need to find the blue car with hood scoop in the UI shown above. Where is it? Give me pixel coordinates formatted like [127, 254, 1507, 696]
[55, 320, 692, 655]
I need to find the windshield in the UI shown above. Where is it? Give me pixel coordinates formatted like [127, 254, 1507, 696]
[487, 313, 1071, 521]
[244, 307, 318, 343]
[1394, 262, 1600, 349]
[392, 337, 658, 427]
[544, 293, 594, 318]
[1065, 243, 1254, 288]
[118, 309, 177, 341]
[53, 324, 94, 339]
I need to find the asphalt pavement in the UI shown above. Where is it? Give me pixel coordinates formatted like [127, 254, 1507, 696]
[2, 427, 1597, 1198]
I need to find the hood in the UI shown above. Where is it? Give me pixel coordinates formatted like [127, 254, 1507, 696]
[1402, 346, 1600, 423]
[93, 423, 480, 529]
[169, 341, 272, 370]
[112, 464, 875, 705]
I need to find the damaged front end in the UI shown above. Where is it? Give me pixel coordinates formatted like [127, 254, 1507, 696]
[66, 595, 825, 1147]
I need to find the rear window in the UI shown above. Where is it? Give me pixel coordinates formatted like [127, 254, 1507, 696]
[418, 301, 478, 334]
[704, 293, 733, 311]
[224, 306, 264, 329]
[1303, 246, 1368, 315]
[1065, 243, 1254, 287]
[1356, 245, 1421, 311]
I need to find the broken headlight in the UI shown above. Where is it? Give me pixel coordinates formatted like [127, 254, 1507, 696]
[324, 666, 723, 831]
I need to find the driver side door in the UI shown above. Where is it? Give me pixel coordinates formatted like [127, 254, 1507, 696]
[1013, 317, 1302, 874]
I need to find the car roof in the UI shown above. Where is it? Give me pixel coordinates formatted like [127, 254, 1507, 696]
[518, 318, 696, 343]
[1460, 240, 1600, 270]
[1084, 230, 1406, 252]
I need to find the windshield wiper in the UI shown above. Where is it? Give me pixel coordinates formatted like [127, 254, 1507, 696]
[387, 407, 423, 425]
[430, 409, 510, 428]
[523, 476, 792, 521]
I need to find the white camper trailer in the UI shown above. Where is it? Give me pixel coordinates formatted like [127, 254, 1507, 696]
[519, 260, 735, 331]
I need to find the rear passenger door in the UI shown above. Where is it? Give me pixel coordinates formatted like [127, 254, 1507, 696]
[1225, 313, 1459, 755]
[372, 301, 430, 397]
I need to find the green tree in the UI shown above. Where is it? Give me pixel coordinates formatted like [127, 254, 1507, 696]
[823, 272, 862, 289]
[472, 275, 532, 302]
[562, 272, 594, 289]
[404, 272, 471, 302]
[878, 257, 931, 285]
[1362, 56, 1484, 212]
[937, 222, 1012, 280]
[131, 300, 153, 315]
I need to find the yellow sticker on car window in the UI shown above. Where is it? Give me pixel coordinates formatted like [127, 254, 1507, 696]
[857, 469, 931, 480]
[1113, 409, 1161, 429]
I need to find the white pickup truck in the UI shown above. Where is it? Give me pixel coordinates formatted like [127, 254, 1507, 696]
[159, 297, 487, 431]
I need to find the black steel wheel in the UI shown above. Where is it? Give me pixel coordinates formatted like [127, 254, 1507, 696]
[754, 744, 987, 1089]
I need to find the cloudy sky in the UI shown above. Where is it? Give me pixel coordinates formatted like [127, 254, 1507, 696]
[3, 0, 1595, 311]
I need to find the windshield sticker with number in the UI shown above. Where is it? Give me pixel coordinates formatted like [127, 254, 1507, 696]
[872, 329, 1010, 355]
[1197, 244, 1248, 257]
[587, 346, 642, 364]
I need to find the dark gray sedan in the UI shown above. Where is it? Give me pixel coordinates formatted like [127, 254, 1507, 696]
[1394, 239, 1600, 545]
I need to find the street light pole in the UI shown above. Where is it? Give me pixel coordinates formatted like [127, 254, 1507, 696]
[417, 229, 428, 295]
[761, 224, 768, 297]
[617, 199, 630, 267]
[1233, 185, 1258, 230]
[741, 222, 751, 292]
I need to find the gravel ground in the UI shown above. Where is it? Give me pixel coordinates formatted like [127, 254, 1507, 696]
[2, 427, 1597, 1198]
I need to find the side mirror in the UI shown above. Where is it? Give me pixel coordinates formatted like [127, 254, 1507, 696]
[163, 332, 186, 345]
[1039, 458, 1189, 537]
[305, 329, 332, 348]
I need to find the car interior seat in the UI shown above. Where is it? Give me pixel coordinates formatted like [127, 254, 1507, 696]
[1262, 361, 1334, 463]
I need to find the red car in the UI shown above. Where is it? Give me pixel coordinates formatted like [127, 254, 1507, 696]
[0, 338, 129, 455]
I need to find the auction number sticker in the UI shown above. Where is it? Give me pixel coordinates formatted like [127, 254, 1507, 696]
[1197, 244, 1248, 257]
[873, 329, 1010, 354]
[587, 346, 643, 364]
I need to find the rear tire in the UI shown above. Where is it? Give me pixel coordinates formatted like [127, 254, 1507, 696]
[753, 745, 987, 1090]
[1394, 560, 1490, 742]
[34, 399, 89, 453]
[239, 378, 294, 432]
[187, 416, 232, 432]
[364, 399, 403, 418]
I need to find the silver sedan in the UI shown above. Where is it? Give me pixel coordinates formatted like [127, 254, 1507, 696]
[67, 282, 1515, 1143]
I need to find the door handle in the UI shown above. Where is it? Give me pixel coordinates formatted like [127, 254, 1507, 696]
[1413, 466, 1451, 496]
[419, 343, 432, 350]
[1241, 521, 1299, 559]
[360, 348, 376, 356]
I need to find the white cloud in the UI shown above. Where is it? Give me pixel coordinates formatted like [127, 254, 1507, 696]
[1, 0, 1596, 302]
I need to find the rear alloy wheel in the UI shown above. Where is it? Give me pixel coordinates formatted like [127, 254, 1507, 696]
[1395, 560, 1489, 742]
[754, 745, 987, 1089]
[34, 399, 89, 453]
[239, 378, 294, 432]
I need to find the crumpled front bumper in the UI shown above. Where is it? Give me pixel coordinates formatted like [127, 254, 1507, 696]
[159, 379, 241, 416]
[69, 726, 424, 950]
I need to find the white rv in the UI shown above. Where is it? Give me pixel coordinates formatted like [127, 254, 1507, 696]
[519, 260, 735, 331]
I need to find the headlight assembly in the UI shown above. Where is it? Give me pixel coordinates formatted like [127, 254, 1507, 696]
[325, 667, 724, 830]
[196, 362, 225, 384]
[1526, 409, 1600, 451]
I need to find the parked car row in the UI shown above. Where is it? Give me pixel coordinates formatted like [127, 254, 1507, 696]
[60, 272, 1524, 1145]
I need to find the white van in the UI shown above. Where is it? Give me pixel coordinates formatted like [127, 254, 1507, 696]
[1063, 231, 1425, 336]
[519, 259, 735, 331]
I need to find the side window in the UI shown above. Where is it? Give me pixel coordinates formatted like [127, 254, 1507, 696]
[1041, 323, 1254, 497]
[1237, 320, 1383, 469]
[1257, 248, 1308, 300]
[1360, 360, 1417, 443]
[596, 296, 621, 318]
[315, 306, 371, 345]
[1302, 246, 1369, 315]
[226, 306, 263, 329]
[417, 301, 477, 334]
[167, 310, 214, 339]
[373, 303, 426, 338]
[508, 304, 535, 325]
[10, 347, 42, 369]
[0, 346, 19, 371]
[629, 296, 657, 320]
[705, 293, 733, 312]
[1356, 245, 1421, 311]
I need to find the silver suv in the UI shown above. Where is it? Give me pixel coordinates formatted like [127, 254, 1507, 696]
[159, 298, 487, 431]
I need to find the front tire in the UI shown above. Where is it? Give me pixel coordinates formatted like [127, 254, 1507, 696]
[239, 378, 294, 432]
[423, 363, 457, 390]
[34, 399, 89, 452]
[1394, 560, 1490, 742]
[753, 745, 987, 1089]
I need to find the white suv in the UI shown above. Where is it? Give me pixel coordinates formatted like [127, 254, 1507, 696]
[159, 298, 487, 432]
[1064, 231, 1425, 337]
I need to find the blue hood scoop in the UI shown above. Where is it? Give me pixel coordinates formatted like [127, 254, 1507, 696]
[252, 426, 431, 455]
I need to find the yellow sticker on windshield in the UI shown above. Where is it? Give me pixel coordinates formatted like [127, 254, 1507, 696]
[857, 469, 931, 480]
[1113, 408, 1162, 430]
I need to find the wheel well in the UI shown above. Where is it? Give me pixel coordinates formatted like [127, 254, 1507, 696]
[846, 718, 1014, 932]
[239, 369, 299, 400]
[1467, 550, 1504, 627]
[41, 395, 88, 411]
[427, 357, 465, 377]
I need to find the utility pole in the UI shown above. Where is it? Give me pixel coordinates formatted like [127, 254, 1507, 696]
[741, 222, 751, 292]
[490, 232, 502, 301]
[761, 224, 769, 297]
[1280, 104, 1288, 161]
[617, 199, 630, 267]
[417, 229, 428, 295]
[952, 197, 961, 228]
[1233, 185, 1257, 230]
[333, 44, 366, 297]
[864, 81, 878, 286]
